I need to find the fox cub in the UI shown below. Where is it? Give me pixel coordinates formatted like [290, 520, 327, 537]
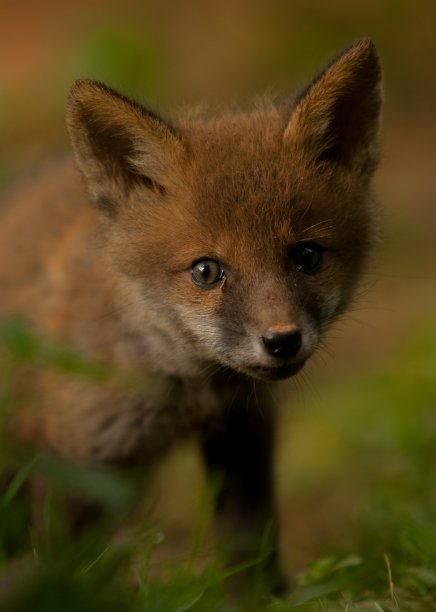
[0, 39, 382, 587]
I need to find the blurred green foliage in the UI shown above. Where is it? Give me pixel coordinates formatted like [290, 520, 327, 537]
[1, 318, 436, 610]
[68, 27, 160, 97]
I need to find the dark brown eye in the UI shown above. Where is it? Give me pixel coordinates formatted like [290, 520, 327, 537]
[191, 259, 224, 287]
[292, 243, 323, 274]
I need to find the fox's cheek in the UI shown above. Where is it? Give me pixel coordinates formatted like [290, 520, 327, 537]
[175, 274, 225, 311]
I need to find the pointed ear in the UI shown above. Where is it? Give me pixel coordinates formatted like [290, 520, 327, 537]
[284, 38, 383, 178]
[66, 80, 185, 215]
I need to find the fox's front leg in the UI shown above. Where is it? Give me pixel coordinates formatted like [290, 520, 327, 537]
[17, 373, 186, 534]
[200, 381, 284, 593]
[19, 371, 185, 467]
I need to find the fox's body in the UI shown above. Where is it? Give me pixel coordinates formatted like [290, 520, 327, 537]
[0, 39, 382, 588]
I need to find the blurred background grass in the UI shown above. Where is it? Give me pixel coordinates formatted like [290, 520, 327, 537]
[1, 0, 436, 609]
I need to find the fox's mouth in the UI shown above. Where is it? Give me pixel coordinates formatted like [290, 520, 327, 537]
[243, 361, 306, 381]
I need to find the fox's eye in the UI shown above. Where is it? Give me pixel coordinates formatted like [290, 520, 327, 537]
[292, 243, 323, 274]
[191, 259, 224, 287]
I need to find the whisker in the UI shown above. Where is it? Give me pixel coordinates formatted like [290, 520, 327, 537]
[299, 219, 334, 237]
[251, 378, 264, 419]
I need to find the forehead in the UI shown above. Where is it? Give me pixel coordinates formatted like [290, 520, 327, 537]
[184, 112, 295, 228]
[180, 111, 342, 252]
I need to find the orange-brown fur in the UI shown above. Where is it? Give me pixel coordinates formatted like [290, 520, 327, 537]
[0, 39, 382, 589]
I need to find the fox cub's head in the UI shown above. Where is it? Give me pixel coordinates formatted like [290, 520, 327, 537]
[67, 39, 382, 380]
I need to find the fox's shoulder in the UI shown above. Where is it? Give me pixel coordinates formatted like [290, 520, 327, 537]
[0, 156, 99, 320]
[0, 155, 88, 224]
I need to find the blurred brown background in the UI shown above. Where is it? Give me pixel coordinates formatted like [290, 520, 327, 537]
[1, 0, 435, 574]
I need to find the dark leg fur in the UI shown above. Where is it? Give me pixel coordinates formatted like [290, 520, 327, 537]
[200, 382, 285, 594]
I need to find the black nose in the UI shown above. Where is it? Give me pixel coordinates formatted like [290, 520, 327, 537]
[261, 328, 302, 359]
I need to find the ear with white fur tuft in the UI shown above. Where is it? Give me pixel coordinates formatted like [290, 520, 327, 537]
[284, 38, 383, 179]
[66, 80, 185, 216]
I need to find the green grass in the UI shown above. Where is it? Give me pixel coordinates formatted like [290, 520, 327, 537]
[1, 319, 436, 610]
